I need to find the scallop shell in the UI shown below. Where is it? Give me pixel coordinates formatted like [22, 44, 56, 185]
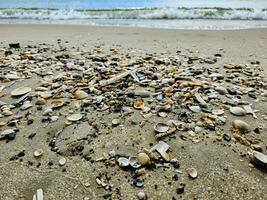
[11, 87, 31, 97]
[74, 90, 88, 100]
[51, 99, 64, 109]
[133, 98, 145, 109]
[67, 113, 83, 122]
[117, 157, 130, 167]
[154, 123, 169, 133]
[187, 167, 198, 179]
[34, 149, 44, 158]
[230, 107, 246, 116]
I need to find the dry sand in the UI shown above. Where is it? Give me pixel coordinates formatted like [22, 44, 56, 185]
[0, 25, 266, 200]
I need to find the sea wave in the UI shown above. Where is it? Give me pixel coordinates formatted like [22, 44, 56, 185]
[0, 7, 266, 20]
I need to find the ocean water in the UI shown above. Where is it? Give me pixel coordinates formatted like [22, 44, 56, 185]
[0, 0, 267, 29]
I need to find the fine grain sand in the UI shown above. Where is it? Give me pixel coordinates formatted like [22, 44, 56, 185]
[0, 24, 266, 200]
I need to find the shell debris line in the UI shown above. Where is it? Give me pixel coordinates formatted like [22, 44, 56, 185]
[0, 41, 266, 200]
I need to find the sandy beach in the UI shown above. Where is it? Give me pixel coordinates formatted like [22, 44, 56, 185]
[0, 25, 267, 200]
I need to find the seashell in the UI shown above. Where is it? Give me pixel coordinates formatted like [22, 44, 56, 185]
[39, 91, 52, 99]
[215, 86, 228, 95]
[249, 150, 267, 166]
[5, 74, 21, 80]
[112, 118, 120, 126]
[187, 167, 198, 179]
[117, 157, 130, 167]
[154, 123, 169, 133]
[129, 157, 142, 168]
[233, 120, 251, 133]
[59, 157, 66, 166]
[189, 105, 201, 113]
[133, 98, 145, 109]
[194, 93, 207, 107]
[74, 90, 88, 100]
[151, 141, 170, 161]
[35, 87, 48, 91]
[230, 107, 246, 116]
[158, 112, 167, 118]
[133, 178, 144, 188]
[137, 153, 151, 165]
[0, 129, 15, 138]
[21, 101, 32, 110]
[35, 97, 46, 105]
[11, 87, 31, 97]
[2, 110, 13, 116]
[212, 109, 224, 116]
[43, 107, 53, 116]
[137, 191, 147, 200]
[51, 99, 64, 109]
[34, 149, 44, 158]
[67, 113, 83, 122]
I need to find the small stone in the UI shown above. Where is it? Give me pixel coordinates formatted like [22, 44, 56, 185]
[177, 184, 185, 194]
[137, 191, 147, 200]
[230, 107, 246, 116]
[67, 113, 83, 122]
[59, 157, 66, 166]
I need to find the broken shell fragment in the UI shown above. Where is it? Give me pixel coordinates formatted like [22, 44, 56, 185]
[133, 98, 145, 109]
[233, 120, 251, 133]
[230, 107, 246, 116]
[151, 141, 170, 161]
[34, 149, 44, 158]
[21, 101, 32, 110]
[212, 109, 224, 116]
[154, 123, 169, 133]
[187, 167, 198, 179]
[67, 113, 83, 122]
[11, 87, 31, 97]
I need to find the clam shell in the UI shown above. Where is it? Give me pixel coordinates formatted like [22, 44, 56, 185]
[137, 152, 151, 165]
[250, 151, 267, 166]
[212, 109, 224, 116]
[189, 105, 201, 113]
[112, 118, 120, 126]
[133, 98, 145, 109]
[233, 120, 251, 133]
[21, 101, 32, 110]
[230, 107, 246, 116]
[11, 87, 31, 97]
[67, 113, 83, 122]
[129, 157, 142, 168]
[187, 167, 198, 179]
[5, 74, 21, 80]
[74, 90, 88, 100]
[154, 123, 169, 133]
[1, 129, 15, 138]
[34, 149, 44, 158]
[117, 157, 130, 167]
[51, 99, 64, 109]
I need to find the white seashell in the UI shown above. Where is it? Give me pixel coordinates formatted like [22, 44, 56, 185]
[11, 87, 31, 97]
[187, 167, 198, 179]
[117, 157, 130, 167]
[154, 123, 169, 133]
[67, 113, 83, 122]
[230, 107, 246, 116]
[59, 157, 66, 166]
[34, 149, 44, 158]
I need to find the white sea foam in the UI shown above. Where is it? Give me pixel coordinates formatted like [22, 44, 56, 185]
[0, 7, 266, 20]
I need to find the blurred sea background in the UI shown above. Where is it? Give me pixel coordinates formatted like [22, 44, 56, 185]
[0, 0, 267, 29]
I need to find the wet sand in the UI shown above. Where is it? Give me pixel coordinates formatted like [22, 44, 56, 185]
[0, 25, 267, 200]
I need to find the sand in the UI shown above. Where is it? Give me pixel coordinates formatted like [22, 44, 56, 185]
[0, 24, 266, 200]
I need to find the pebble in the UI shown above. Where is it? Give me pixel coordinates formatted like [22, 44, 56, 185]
[137, 191, 147, 200]
[230, 107, 246, 116]
[233, 120, 251, 133]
